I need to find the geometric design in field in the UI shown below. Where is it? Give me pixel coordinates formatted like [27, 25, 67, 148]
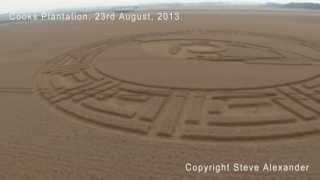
[34, 30, 320, 142]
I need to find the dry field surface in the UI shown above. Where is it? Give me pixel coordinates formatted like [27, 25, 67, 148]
[1, 9, 320, 179]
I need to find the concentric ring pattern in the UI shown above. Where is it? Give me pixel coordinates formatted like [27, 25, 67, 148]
[35, 30, 320, 142]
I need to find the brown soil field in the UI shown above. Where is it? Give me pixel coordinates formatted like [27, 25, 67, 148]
[1, 9, 320, 180]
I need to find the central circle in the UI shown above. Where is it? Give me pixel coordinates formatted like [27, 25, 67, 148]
[95, 38, 320, 90]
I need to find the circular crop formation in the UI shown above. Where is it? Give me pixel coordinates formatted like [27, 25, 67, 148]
[35, 30, 320, 142]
